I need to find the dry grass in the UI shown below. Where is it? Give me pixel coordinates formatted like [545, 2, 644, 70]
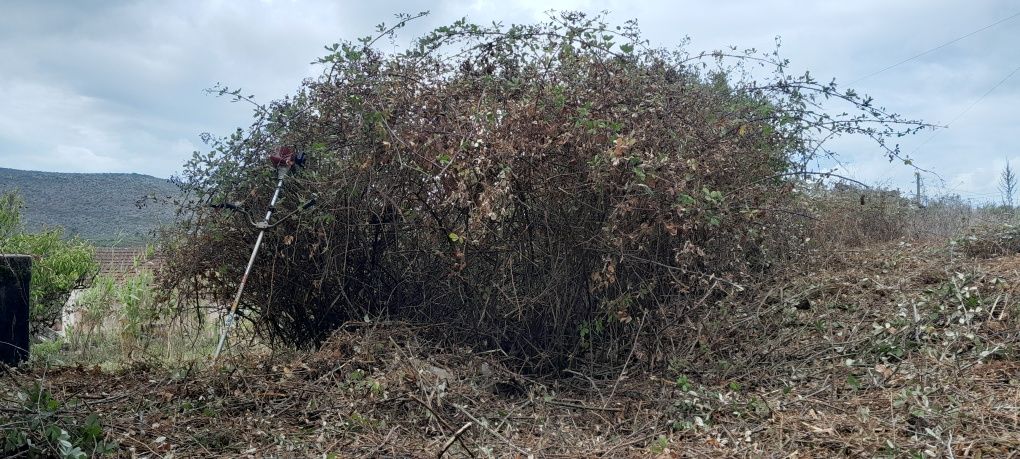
[807, 185, 1019, 250]
[956, 224, 1020, 259]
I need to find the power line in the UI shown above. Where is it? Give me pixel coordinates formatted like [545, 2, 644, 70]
[848, 10, 1020, 85]
[944, 64, 1020, 127]
[909, 63, 1020, 154]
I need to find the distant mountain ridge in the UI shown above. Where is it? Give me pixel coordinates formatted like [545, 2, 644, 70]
[0, 167, 179, 245]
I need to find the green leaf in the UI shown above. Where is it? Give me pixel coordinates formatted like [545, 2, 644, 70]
[620, 43, 634, 53]
[82, 414, 103, 441]
[632, 167, 646, 181]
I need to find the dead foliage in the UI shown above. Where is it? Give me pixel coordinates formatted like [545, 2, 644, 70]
[804, 184, 913, 247]
[957, 223, 1020, 259]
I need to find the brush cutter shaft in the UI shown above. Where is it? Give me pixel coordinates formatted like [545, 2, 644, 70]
[212, 169, 288, 361]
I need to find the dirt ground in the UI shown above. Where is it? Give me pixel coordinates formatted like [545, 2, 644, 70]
[4, 241, 1020, 457]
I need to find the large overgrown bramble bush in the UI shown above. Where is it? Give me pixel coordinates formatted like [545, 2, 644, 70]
[161, 12, 925, 369]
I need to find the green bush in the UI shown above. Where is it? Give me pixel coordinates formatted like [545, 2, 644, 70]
[0, 191, 98, 333]
[63, 249, 168, 365]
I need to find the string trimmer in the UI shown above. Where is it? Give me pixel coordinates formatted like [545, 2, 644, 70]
[211, 146, 315, 363]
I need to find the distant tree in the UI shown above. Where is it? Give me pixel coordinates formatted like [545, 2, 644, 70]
[0, 191, 98, 333]
[999, 160, 1017, 209]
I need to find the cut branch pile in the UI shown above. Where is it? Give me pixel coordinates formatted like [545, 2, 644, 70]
[8, 240, 1020, 457]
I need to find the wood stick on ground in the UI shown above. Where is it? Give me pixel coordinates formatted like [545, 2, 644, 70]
[545, 399, 623, 412]
[605, 313, 645, 407]
[410, 394, 474, 456]
[359, 427, 397, 459]
[454, 403, 532, 458]
[438, 422, 473, 458]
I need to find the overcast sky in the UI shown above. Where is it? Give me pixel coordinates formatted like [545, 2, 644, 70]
[1, 1, 1017, 201]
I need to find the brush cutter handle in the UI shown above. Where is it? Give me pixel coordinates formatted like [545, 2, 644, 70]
[210, 202, 259, 227]
[258, 196, 317, 230]
[210, 202, 241, 210]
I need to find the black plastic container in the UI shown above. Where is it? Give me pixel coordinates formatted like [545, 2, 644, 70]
[0, 254, 31, 366]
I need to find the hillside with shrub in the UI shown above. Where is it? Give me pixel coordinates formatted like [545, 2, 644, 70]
[0, 167, 177, 245]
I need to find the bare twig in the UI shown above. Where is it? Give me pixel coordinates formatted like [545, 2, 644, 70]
[453, 404, 532, 458]
[438, 422, 473, 458]
[359, 427, 397, 459]
[605, 313, 645, 408]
